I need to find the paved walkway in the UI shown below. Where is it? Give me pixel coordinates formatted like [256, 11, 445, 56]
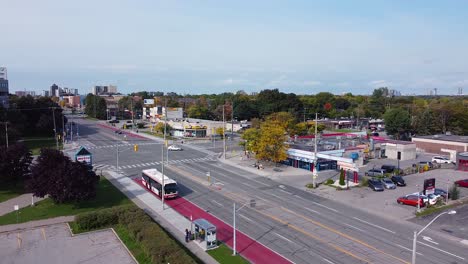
[0, 194, 45, 216]
[0, 216, 74, 233]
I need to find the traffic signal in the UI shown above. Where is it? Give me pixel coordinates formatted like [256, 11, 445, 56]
[134, 144, 138, 152]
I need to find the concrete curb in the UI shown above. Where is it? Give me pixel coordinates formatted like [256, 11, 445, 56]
[0, 216, 75, 234]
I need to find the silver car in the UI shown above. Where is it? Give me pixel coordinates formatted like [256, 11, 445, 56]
[381, 178, 396, 189]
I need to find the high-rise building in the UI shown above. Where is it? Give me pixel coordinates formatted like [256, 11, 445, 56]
[92, 85, 117, 95]
[0, 67, 9, 108]
[42, 90, 50, 97]
[50, 84, 59, 97]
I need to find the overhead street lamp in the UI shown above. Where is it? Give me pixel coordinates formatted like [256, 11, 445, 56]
[232, 199, 255, 256]
[412, 210, 456, 264]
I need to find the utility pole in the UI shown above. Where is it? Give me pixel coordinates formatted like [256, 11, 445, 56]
[70, 109, 73, 142]
[231, 101, 234, 140]
[131, 98, 134, 131]
[303, 107, 307, 123]
[161, 97, 167, 210]
[164, 99, 168, 164]
[94, 95, 96, 118]
[313, 112, 318, 188]
[223, 104, 226, 160]
[233, 202, 236, 256]
[4, 122, 8, 148]
[52, 107, 59, 150]
[62, 112, 65, 145]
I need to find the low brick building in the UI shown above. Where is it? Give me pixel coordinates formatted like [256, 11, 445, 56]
[412, 135, 468, 155]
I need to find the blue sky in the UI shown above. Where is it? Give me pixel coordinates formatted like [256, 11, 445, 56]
[1, 0, 468, 95]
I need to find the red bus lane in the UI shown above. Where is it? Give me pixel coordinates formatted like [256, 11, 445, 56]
[134, 179, 292, 264]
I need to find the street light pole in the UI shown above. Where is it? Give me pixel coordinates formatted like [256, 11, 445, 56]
[233, 202, 236, 256]
[223, 104, 226, 160]
[416, 184, 421, 213]
[52, 107, 59, 150]
[412, 210, 456, 264]
[4, 122, 8, 148]
[161, 98, 167, 210]
[312, 112, 318, 188]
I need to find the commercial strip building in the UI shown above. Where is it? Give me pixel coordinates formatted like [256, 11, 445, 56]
[412, 134, 468, 171]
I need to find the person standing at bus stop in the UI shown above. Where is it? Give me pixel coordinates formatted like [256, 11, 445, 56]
[185, 229, 189, 243]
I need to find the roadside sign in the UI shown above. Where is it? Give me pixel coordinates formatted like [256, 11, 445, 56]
[75, 146, 93, 166]
[14, 205, 19, 211]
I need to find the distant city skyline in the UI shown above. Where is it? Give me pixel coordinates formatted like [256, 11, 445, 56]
[2, 0, 468, 95]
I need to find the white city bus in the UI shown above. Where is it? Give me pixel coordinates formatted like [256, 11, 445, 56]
[142, 168, 178, 199]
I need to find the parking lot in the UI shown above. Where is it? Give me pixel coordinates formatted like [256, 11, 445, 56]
[0, 224, 136, 264]
[314, 168, 468, 220]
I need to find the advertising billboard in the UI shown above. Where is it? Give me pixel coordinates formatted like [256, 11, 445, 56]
[423, 178, 436, 195]
[144, 99, 155, 105]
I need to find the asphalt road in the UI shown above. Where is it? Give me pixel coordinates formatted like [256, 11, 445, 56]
[70, 117, 468, 264]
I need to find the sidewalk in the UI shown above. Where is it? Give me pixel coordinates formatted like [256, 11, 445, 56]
[0, 194, 45, 216]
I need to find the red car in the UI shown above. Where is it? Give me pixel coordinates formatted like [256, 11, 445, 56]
[397, 195, 425, 207]
[455, 179, 468, 188]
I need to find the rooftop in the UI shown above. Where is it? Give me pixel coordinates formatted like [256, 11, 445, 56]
[413, 134, 468, 143]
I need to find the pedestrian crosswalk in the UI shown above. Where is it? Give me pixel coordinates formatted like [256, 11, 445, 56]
[93, 156, 217, 171]
[84, 142, 161, 150]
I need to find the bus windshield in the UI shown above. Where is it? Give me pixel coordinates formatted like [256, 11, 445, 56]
[164, 183, 178, 193]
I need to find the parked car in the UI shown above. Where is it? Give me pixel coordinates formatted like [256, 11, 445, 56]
[109, 120, 120, 124]
[114, 130, 123, 134]
[418, 161, 433, 168]
[391, 175, 406, 186]
[381, 165, 396, 173]
[455, 179, 468, 188]
[411, 192, 438, 205]
[431, 156, 453, 164]
[397, 195, 425, 207]
[381, 178, 396, 189]
[168, 145, 183, 151]
[368, 179, 384, 191]
[365, 169, 386, 177]
[434, 188, 450, 199]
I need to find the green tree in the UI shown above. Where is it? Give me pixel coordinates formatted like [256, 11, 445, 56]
[0, 143, 32, 186]
[240, 128, 260, 153]
[254, 120, 288, 163]
[153, 122, 173, 134]
[383, 108, 411, 140]
[85, 94, 107, 119]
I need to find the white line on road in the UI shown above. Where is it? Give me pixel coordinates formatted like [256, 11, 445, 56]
[269, 193, 284, 200]
[293, 194, 308, 201]
[343, 223, 363, 232]
[279, 189, 293, 195]
[418, 241, 465, 260]
[238, 213, 253, 222]
[322, 258, 334, 264]
[311, 201, 339, 213]
[241, 182, 251, 187]
[352, 217, 395, 234]
[211, 200, 223, 207]
[396, 244, 423, 256]
[304, 207, 322, 215]
[274, 232, 295, 244]
[251, 179, 270, 186]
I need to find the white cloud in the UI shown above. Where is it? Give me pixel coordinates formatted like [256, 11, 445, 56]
[302, 81, 321, 86]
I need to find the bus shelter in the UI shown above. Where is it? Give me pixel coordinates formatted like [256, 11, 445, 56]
[192, 218, 217, 250]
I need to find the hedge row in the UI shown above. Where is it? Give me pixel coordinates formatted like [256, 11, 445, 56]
[75, 205, 198, 264]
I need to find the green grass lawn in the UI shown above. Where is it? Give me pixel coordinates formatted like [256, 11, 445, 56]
[142, 131, 175, 140]
[0, 177, 131, 225]
[208, 243, 250, 264]
[22, 137, 62, 155]
[0, 184, 24, 203]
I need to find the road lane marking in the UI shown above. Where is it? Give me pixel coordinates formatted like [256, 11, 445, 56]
[211, 200, 223, 207]
[461, 239, 468, 246]
[322, 258, 334, 264]
[293, 195, 308, 201]
[344, 223, 364, 232]
[274, 232, 296, 244]
[352, 217, 395, 234]
[422, 236, 438, 245]
[256, 209, 371, 263]
[17, 233, 22, 249]
[417, 241, 465, 260]
[396, 244, 422, 256]
[418, 241, 465, 260]
[311, 201, 339, 213]
[238, 213, 253, 222]
[279, 189, 293, 195]
[281, 207, 409, 264]
[251, 179, 270, 186]
[304, 207, 322, 215]
[41, 228, 47, 240]
[269, 193, 284, 200]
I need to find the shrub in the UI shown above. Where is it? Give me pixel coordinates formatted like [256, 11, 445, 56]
[339, 169, 345, 186]
[305, 183, 315, 189]
[450, 184, 460, 200]
[326, 179, 335, 185]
